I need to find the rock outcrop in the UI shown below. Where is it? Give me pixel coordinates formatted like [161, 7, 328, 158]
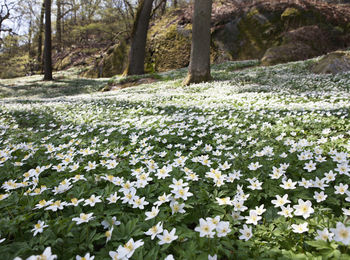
[63, 0, 350, 77]
[261, 25, 335, 65]
[312, 51, 350, 74]
[82, 42, 128, 78]
[147, 0, 350, 71]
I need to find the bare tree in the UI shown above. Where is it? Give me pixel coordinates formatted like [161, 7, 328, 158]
[44, 0, 53, 80]
[125, 0, 154, 75]
[0, 2, 12, 34]
[183, 0, 212, 85]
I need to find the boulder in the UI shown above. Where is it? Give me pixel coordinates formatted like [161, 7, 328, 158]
[148, 1, 350, 70]
[212, 8, 277, 62]
[146, 12, 192, 72]
[261, 25, 335, 66]
[82, 42, 128, 78]
[312, 51, 350, 74]
[261, 42, 316, 66]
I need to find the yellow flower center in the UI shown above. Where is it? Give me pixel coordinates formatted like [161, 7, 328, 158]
[340, 230, 349, 239]
[124, 242, 134, 251]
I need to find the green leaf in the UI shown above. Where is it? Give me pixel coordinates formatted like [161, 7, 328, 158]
[306, 240, 332, 250]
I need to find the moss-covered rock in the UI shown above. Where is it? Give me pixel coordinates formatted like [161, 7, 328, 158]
[99, 41, 128, 77]
[281, 7, 303, 29]
[55, 54, 73, 71]
[44, 0, 350, 77]
[147, 1, 350, 71]
[261, 25, 335, 66]
[312, 51, 350, 74]
[235, 8, 276, 60]
[82, 42, 128, 78]
[146, 11, 192, 72]
[281, 7, 300, 18]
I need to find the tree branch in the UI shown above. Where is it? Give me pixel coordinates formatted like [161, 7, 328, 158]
[151, 0, 167, 18]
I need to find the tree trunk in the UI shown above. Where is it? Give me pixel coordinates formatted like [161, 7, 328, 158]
[56, 0, 62, 52]
[44, 0, 53, 81]
[173, 0, 177, 8]
[125, 0, 154, 75]
[161, 0, 166, 15]
[28, 20, 33, 57]
[61, 1, 65, 44]
[183, 0, 212, 86]
[37, 1, 45, 69]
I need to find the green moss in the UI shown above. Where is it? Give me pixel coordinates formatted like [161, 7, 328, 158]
[82, 41, 128, 78]
[101, 42, 127, 77]
[146, 17, 192, 72]
[281, 8, 301, 19]
[247, 8, 260, 19]
[0, 53, 30, 78]
[56, 55, 72, 71]
[236, 8, 274, 60]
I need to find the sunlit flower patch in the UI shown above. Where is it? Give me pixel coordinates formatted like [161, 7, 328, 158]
[0, 59, 349, 259]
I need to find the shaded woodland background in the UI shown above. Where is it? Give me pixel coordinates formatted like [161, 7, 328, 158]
[1, 0, 350, 79]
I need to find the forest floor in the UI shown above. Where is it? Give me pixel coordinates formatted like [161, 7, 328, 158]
[0, 57, 349, 259]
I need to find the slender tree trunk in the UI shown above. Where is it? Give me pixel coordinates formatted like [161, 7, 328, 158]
[125, 0, 154, 75]
[61, 1, 65, 45]
[183, 0, 212, 86]
[173, 0, 177, 8]
[44, 0, 53, 80]
[37, 1, 45, 69]
[161, 0, 166, 15]
[72, 0, 77, 25]
[28, 20, 33, 57]
[56, 0, 62, 52]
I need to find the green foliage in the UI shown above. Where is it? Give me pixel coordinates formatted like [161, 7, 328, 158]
[0, 57, 349, 259]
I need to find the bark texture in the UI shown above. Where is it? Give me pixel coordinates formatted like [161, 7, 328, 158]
[37, 1, 45, 68]
[183, 0, 212, 86]
[125, 0, 154, 75]
[44, 0, 53, 80]
[56, 0, 62, 52]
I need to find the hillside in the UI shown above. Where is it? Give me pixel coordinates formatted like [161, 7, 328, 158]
[1, 0, 350, 79]
[84, 0, 350, 77]
[0, 55, 349, 259]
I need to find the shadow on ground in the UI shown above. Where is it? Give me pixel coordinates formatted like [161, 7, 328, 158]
[0, 77, 109, 99]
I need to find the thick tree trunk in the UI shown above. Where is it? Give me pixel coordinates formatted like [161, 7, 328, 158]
[44, 0, 53, 81]
[56, 0, 62, 52]
[183, 0, 212, 86]
[37, 1, 45, 69]
[125, 0, 154, 75]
